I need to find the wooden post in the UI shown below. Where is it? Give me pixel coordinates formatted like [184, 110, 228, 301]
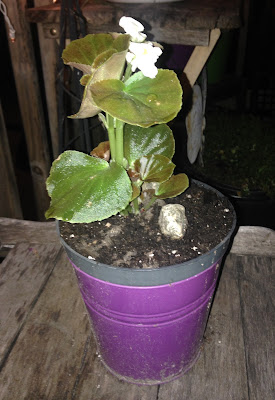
[0, 101, 23, 219]
[34, 0, 59, 159]
[4, 0, 51, 220]
[183, 28, 221, 87]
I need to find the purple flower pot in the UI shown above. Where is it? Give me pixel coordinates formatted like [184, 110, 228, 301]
[58, 182, 236, 385]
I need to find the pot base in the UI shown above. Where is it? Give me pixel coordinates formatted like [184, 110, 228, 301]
[100, 349, 201, 385]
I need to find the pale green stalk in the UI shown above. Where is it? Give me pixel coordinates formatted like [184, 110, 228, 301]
[106, 113, 116, 160]
[115, 119, 125, 167]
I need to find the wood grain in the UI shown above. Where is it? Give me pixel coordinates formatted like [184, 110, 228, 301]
[230, 226, 275, 257]
[237, 255, 275, 400]
[183, 28, 221, 86]
[0, 243, 61, 368]
[35, 0, 59, 159]
[0, 249, 91, 399]
[6, 0, 51, 221]
[27, 0, 241, 32]
[0, 102, 23, 219]
[0, 218, 57, 248]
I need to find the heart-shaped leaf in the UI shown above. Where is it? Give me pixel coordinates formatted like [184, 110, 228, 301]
[64, 34, 130, 119]
[124, 124, 175, 166]
[155, 173, 189, 199]
[134, 155, 175, 182]
[45, 150, 132, 222]
[90, 70, 182, 127]
[62, 34, 129, 74]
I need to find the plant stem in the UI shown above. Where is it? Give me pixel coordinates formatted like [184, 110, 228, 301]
[144, 196, 157, 211]
[115, 119, 125, 167]
[106, 113, 116, 160]
[124, 63, 132, 82]
[132, 197, 139, 214]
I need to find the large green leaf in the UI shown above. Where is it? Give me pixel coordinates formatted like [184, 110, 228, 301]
[62, 34, 129, 74]
[134, 155, 175, 182]
[90, 70, 182, 127]
[69, 49, 131, 119]
[45, 151, 132, 223]
[64, 34, 130, 119]
[124, 124, 175, 166]
[155, 173, 189, 199]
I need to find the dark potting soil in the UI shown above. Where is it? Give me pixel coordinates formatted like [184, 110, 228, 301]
[59, 181, 235, 269]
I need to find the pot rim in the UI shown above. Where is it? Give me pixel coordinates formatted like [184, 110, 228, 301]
[57, 179, 236, 286]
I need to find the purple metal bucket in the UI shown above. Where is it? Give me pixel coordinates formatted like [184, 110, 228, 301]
[58, 181, 236, 385]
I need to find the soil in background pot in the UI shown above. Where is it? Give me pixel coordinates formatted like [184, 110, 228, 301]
[60, 181, 234, 269]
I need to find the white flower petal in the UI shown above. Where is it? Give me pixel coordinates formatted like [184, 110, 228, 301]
[126, 42, 162, 78]
[119, 16, 146, 43]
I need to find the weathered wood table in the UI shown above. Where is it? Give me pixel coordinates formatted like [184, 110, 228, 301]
[0, 218, 274, 399]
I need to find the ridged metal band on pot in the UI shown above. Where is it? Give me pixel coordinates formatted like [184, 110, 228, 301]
[57, 180, 237, 287]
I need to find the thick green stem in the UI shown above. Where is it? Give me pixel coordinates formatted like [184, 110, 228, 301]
[106, 113, 116, 160]
[115, 119, 125, 167]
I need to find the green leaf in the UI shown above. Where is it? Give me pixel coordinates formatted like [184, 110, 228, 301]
[90, 70, 182, 127]
[45, 151, 132, 223]
[124, 124, 175, 166]
[69, 74, 101, 119]
[134, 155, 175, 183]
[64, 34, 130, 119]
[155, 173, 189, 199]
[62, 34, 129, 74]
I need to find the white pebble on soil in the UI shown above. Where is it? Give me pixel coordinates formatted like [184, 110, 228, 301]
[158, 204, 188, 239]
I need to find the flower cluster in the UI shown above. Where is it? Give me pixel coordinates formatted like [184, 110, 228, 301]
[120, 17, 162, 78]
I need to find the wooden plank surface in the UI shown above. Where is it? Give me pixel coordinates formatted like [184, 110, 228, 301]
[26, 0, 242, 46]
[0, 249, 90, 399]
[230, 226, 275, 257]
[0, 218, 57, 248]
[237, 255, 275, 400]
[0, 243, 61, 368]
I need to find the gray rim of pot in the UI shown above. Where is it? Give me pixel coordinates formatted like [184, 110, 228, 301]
[57, 180, 237, 287]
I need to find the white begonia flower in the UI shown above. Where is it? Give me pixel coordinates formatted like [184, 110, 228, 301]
[127, 42, 162, 79]
[119, 16, 147, 43]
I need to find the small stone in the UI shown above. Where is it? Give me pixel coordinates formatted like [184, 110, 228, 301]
[158, 204, 188, 239]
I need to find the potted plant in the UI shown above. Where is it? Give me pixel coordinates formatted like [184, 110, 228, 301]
[45, 17, 236, 385]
